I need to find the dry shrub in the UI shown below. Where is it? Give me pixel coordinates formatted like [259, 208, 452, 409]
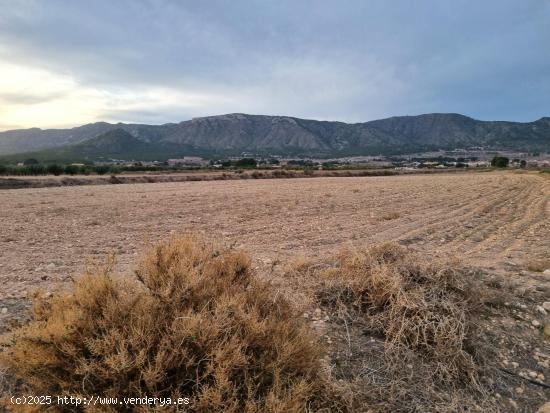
[1, 236, 349, 413]
[250, 171, 265, 179]
[316, 243, 498, 411]
[318, 242, 484, 384]
[272, 170, 295, 179]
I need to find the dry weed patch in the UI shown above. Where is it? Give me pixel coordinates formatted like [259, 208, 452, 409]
[1, 236, 349, 412]
[527, 258, 550, 272]
[380, 212, 401, 221]
[316, 243, 498, 411]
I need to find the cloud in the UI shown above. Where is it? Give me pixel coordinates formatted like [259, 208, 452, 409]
[0, 60, 238, 129]
[0, 91, 67, 105]
[0, 0, 549, 130]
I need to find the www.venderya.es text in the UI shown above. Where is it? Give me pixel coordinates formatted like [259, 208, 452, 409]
[10, 395, 190, 407]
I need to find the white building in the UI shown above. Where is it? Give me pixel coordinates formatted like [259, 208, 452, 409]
[167, 157, 207, 167]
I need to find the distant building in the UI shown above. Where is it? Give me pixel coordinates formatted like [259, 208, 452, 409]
[467, 161, 491, 167]
[167, 157, 207, 167]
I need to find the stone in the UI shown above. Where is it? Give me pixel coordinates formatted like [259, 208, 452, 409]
[0, 307, 7, 314]
[543, 302, 550, 311]
[544, 269, 550, 275]
[537, 305, 548, 315]
[532, 319, 541, 327]
[537, 402, 550, 413]
[529, 371, 539, 378]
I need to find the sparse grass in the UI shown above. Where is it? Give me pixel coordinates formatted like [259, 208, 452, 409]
[0, 235, 350, 412]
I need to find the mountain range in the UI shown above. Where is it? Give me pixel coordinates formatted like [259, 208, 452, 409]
[0, 113, 549, 162]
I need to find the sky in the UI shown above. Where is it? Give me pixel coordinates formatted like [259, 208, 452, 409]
[0, 0, 549, 131]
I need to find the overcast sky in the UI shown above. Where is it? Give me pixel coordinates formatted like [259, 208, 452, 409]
[0, 0, 549, 130]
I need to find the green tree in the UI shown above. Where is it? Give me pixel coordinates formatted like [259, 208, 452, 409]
[491, 156, 509, 168]
[234, 158, 257, 168]
[64, 164, 80, 175]
[94, 165, 110, 175]
[46, 164, 64, 176]
[28, 164, 46, 175]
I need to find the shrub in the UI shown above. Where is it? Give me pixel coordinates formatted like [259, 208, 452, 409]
[272, 170, 292, 178]
[94, 165, 110, 175]
[46, 164, 64, 176]
[234, 158, 257, 168]
[64, 164, 80, 175]
[79, 166, 92, 175]
[491, 156, 509, 168]
[108, 165, 122, 174]
[26, 164, 46, 176]
[108, 174, 122, 184]
[1, 236, 348, 412]
[318, 242, 483, 384]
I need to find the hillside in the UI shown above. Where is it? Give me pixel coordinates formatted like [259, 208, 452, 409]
[0, 113, 549, 161]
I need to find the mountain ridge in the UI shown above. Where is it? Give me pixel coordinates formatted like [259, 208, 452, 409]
[0, 113, 548, 160]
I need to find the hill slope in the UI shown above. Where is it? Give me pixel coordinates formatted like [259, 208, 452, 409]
[2, 129, 187, 162]
[0, 113, 549, 160]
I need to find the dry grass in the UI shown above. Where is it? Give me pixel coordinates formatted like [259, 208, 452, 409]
[527, 258, 550, 272]
[380, 211, 401, 221]
[319, 243, 482, 381]
[0, 235, 349, 412]
[316, 242, 497, 412]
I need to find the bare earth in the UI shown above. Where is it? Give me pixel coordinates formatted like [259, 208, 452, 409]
[1, 171, 549, 300]
[1, 170, 550, 410]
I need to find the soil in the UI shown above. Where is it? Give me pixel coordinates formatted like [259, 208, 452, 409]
[1, 170, 549, 411]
